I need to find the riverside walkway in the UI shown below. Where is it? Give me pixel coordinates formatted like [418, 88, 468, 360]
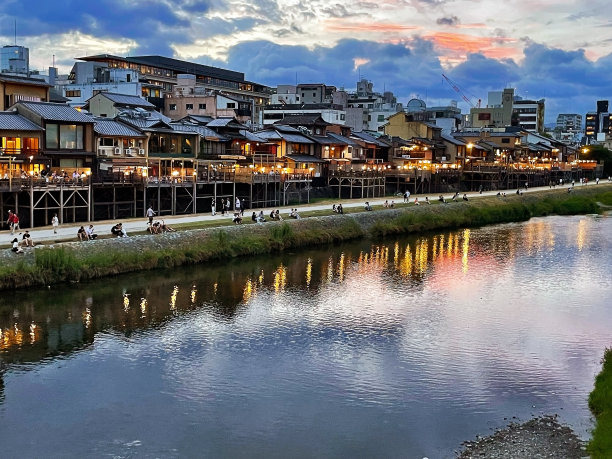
[1, 183, 606, 247]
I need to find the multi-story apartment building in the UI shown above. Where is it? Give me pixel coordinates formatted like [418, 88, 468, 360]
[556, 114, 582, 133]
[76, 54, 272, 128]
[512, 97, 545, 133]
[585, 100, 611, 143]
[60, 62, 164, 109]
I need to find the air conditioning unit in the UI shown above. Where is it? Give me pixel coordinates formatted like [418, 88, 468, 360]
[138, 149, 145, 156]
[125, 148, 134, 156]
[114, 147, 121, 155]
[98, 149, 108, 157]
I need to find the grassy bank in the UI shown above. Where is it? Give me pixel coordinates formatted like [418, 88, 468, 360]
[589, 348, 612, 458]
[0, 186, 611, 290]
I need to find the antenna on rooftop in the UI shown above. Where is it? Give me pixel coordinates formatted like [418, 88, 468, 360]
[14, 19, 17, 45]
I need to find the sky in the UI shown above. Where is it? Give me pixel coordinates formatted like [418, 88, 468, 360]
[1, 0, 611, 124]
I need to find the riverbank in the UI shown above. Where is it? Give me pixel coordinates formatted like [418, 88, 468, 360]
[0, 185, 611, 291]
[457, 415, 586, 458]
[589, 348, 612, 458]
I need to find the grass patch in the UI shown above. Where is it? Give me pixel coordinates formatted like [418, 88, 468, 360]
[589, 348, 612, 458]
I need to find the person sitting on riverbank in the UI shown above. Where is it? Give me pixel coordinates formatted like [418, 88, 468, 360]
[425, 197, 431, 204]
[161, 220, 176, 232]
[11, 238, 23, 254]
[78, 226, 88, 241]
[364, 202, 372, 211]
[463, 194, 468, 201]
[232, 213, 243, 225]
[86, 225, 98, 240]
[332, 204, 337, 213]
[389, 201, 395, 208]
[289, 208, 301, 219]
[383, 200, 389, 208]
[258, 211, 266, 223]
[438, 195, 446, 204]
[452, 192, 459, 201]
[111, 223, 128, 237]
[414, 197, 420, 206]
[22, 230, 34, 247]
[251, 212, 258, 223]
[337, 203, 344, 214]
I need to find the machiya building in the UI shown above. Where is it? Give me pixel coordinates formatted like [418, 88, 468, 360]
[76, 54, 272, 128]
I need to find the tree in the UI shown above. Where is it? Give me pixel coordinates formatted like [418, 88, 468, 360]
[583, 145, 612, 176]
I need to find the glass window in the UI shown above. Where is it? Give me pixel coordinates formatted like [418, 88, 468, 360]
[199, 103, 206, 110]
[60, 125, 77, 149]
[169, 104, 176, 111]
[46, 124, 58, 149]
[186, 104, 193, 110]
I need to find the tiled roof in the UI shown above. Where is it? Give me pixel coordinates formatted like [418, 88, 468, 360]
[0, 112, 43, 131]
[327, 132, 359, 147]
[285, 154, 325, 163]
[18, 101, 94, 123]
[119, 116, 171, 130]
[181, 115, 214, 125]
[278, 132, 314, 144]
[238, 129, 266, 143]
[170, 122, 228, 141]
[274, 114, 330, 126]
[207, 117, 243, 128]
[97, 93, 155, 107]
[351, 131, 389, 147]
[0, 74, 51, 87]
[94, 118, 145, 137]
[441, 133, 466, 146]
[254, 130, 282, 141]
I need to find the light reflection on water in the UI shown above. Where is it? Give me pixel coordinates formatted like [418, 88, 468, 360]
[0, 215, 611, 458]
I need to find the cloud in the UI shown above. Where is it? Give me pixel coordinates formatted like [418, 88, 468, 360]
[436, 16, 460, 26]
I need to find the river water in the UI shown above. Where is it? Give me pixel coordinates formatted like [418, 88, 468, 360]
[0, 215, 610, 458]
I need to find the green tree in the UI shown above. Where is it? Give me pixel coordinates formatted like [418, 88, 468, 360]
[583, 145, 612, 176]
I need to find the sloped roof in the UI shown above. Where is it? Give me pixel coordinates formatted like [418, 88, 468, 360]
[0, 74, 52, 87]
[0, 112, 44, 131]
[238, 129, 266, 143]
[274, 114, 330, 126]
[254, 130, 282, 141]
[17, 101, 94, 123]
[94, 118, 145, 137]
[441, 133, 466, 146]
[119, 116, 171, 130]
[278, 132, 314, 144]
[95, 92, 155, 108]
[351, 131, 389, 147]
[207, 117, 244, 128]
[170, 122, 228, 141]
[273, 124, 301, 133]
[327, 132, 359, 147]
[180, 115, 214, 125]
[285, 154, 325, 163]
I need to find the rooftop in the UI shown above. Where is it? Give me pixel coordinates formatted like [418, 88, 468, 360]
[16, 101, 94, 123]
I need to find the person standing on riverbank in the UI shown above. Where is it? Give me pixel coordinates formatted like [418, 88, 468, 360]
[211, 198, 216, 216]
[404, 190, 410, 203]
[146, 206, 156, 227]
[51, 213, 59, 234]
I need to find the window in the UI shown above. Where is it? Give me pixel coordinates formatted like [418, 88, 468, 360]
[186, 104, 193, 110]
[313, 92, 316, 97]
[377, 115, 385, 122]
[340, 114, 345, 120]
[46, 124, 58, 149]
[199, 103, 206, 110]
[227, 103, 236, 109]
[501, 138, 510, 144]
[46, 123, 83, 150]
[478, 113, 491, 121]
[169, 104, 176, 111]
[65, 90, 81, 98]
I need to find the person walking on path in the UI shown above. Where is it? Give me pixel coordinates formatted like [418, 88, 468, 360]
[211, 198, 216, 216]
[404, 190, 410, 203]
[235, 197, 241, 215]
[51, 213, 59, 234]
[146, 206, 156, 227]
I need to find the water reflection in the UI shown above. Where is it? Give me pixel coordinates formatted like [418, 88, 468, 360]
[0, 216, 607, 368]
[0, 216, 610, 458]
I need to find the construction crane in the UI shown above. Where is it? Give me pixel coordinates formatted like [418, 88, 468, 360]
[442, 74, 481, 108]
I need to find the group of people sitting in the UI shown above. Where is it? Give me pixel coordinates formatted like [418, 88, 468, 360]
[382, 200, 395, 208]
[332, 204, 344, 214]
[10, 230, 34, 254]
[111, 223, 128, 238]
[289, 208, 301, 219]
[147, 220, 176, 234]
[77, 225, 98, 241]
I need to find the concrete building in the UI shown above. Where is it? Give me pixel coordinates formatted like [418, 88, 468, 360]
[469, 88, 514, 129]
[512, 97, 545, 133]
[164, 74, 254, 123]
[76, 54, 271, 128]
[60, 62, 163, 109]
[556, 114, 582, 133]
[0, 45, 29, 75]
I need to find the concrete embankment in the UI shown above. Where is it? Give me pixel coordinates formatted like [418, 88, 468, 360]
[1, 185, 611, 291]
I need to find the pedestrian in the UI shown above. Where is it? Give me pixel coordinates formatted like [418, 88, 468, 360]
[478, 185, 483, 194]
[146, 206, 155, 226]
[404, 190, 410, 203]
[596, 177, 600, 185]
[235, 197, 241, 214]
[7, 210, 14, 234]
[226, 198, 231, 215]
[51, 213, 59, 234]
[211, 197, 216, 216]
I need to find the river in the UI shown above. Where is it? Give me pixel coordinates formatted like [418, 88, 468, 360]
[1, 215, 611, 458]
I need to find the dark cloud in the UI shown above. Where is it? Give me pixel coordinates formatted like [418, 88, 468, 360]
[320, 4, 358, 18]
[436, 16, 459, 26]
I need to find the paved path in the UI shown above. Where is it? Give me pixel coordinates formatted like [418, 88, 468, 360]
[0, 183, 602, 246]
